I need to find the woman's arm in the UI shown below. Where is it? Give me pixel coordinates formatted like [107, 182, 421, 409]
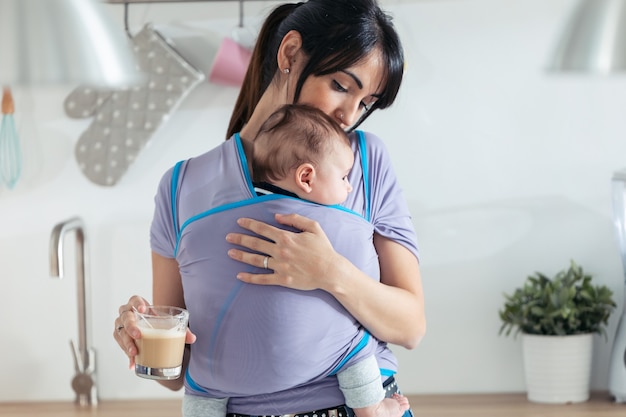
[332, 233, 425, 349]
[113, 253, 195, 392]
[226, 214, 426, 349]
[151, 252, 195, 390]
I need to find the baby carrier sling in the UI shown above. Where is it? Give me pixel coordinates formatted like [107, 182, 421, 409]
[170, 133, 383, 397]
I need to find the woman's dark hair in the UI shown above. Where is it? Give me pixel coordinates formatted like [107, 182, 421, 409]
[226, 0, 404, 138]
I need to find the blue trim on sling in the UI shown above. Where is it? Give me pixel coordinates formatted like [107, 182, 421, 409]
[356, 131, 371, 222]
[174, 193, 282, 256]
[171, 160, 184, 244]
[208, 280, 244, 363]
[234, 133, 256, 193]
[185, 368, 208, 394]
[173, 193, 364, 257]
[328, 330, 372, 376]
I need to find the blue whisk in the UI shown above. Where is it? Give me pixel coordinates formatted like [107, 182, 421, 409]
[0, 88, 22, 189]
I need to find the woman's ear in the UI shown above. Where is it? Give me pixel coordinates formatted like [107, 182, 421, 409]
[295, 163, 315, 194]
[277, 30, 303, 73]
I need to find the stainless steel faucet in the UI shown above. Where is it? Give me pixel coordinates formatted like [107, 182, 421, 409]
[49, 217, 98, 406]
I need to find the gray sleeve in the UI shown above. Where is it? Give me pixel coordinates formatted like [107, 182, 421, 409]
[336, 355, 385, 409]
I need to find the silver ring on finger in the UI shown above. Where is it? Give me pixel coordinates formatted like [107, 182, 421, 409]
[263, 255, 270, 269]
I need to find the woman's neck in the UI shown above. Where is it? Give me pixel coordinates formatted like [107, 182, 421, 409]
[238, 89, 286, 176]
[240, 87, 290, 143]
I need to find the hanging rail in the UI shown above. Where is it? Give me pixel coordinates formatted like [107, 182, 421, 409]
[106, 0, 265, 38]
[106, 1, 267, 3]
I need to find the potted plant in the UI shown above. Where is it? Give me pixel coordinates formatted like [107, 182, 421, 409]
[499, 260, 616, 404]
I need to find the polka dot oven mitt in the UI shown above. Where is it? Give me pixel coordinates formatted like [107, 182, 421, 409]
[65, 24, 205, 186]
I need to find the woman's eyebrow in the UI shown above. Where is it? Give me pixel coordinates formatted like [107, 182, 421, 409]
[341, 70, 363, 89]
[340, 70, 382, 99]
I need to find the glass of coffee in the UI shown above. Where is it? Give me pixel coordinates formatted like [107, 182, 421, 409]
[134, 306, 189, 380]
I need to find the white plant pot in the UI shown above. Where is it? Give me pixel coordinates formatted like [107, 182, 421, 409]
[521, 333, 593, 404]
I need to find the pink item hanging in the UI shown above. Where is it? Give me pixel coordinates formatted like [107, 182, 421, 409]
[208, 37, 252, 87]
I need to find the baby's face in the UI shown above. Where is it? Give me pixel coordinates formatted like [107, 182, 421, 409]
[308, 139, 354, 205]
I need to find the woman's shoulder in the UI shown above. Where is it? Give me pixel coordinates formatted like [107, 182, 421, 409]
[156, 139, 239, 194]
[349, 129, 384, 144]
[187, 137, 238, 168]
[350, 129, 393, 163]
[351, 129, 390, 151]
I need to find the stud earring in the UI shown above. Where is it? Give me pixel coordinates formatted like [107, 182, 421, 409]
[283, 68, 290, 74]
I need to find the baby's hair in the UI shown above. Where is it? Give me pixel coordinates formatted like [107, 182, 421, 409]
[252, 104, 350, 184]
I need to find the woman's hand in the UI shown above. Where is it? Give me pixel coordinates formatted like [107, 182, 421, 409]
[226, 213, 425, 349]
[226, 213, 343, 292]
[113, 295, 197, 369]
[113, 295, 149, 369]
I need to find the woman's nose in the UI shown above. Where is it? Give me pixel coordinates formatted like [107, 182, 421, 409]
[335, 108, 358, 128]
[335, 110, 346, 127]
[344, 101, 365, 126]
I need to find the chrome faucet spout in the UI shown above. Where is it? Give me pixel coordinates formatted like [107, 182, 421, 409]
[49, 216, 98, 406]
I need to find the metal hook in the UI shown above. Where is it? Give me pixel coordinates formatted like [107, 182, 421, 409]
[239, 0, 244, 28]
[123, 2, 132, 38]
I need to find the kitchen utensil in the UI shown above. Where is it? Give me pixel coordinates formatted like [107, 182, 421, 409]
[133, 306, 154, 329]
[69, 24, 204, 187]
[0, 87, 21, 189]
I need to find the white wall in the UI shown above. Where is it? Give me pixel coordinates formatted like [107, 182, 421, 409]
[1, 0, 625, 402]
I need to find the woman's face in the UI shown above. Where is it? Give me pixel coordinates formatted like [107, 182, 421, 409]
[297, 50, 385, 130]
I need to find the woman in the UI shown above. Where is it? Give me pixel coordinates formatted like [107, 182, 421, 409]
[114, 0, 426, 414]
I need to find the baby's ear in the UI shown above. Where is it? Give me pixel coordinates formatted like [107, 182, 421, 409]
[295, 163, 315, 194]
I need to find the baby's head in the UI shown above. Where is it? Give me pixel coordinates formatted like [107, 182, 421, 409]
[253, 104, 354, 205]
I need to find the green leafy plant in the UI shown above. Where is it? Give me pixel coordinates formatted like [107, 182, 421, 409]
[499, 260, 616, 338]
